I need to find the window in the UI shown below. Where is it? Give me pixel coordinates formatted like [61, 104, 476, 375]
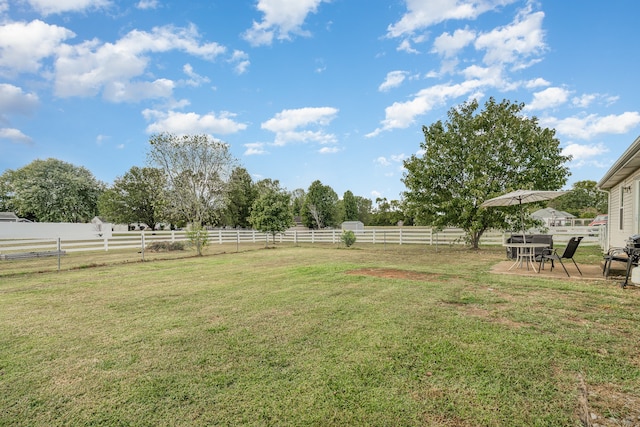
[620, 186, 625, 230]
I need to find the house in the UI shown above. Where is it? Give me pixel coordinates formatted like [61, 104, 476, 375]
[531, 208, 575, 227]
[597, 135, 640, 250]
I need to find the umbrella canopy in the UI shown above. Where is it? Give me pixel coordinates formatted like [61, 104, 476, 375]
[481, 189, 568, 239]
[480, 189, 568, 208]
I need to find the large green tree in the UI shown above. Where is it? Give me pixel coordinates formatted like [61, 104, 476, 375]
[369, 197, 407, 226]
[147, 133, 237, 255]
[224, 167, 257, 228]
[248, 180, 293, 244]
[403, 97, 570, 249]
[98, 166, 166, 230]
[0, 158, 104, 222]
[549, 180, 608, 218]
[342, 190, 358, 222]
[301, 180, 339, 229]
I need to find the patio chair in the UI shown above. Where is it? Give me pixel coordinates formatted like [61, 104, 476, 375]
[602, 247, 631, 278]
[538, 236, 583, 276]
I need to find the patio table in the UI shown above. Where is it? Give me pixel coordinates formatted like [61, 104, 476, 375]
[502, 242, 550, 273]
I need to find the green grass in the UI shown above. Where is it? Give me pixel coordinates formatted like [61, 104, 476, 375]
[1, 244, 639, 426]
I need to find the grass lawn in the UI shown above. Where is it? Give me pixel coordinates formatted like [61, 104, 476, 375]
[1, 244, 639, 426]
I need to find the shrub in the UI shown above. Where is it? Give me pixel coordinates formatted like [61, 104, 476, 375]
[146, 241, 185, 252]
[341, 230, 356, 247]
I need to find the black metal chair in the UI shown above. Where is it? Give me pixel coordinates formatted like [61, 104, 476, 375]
[602, 247, 629, 278]
[539, 236, 583, 276]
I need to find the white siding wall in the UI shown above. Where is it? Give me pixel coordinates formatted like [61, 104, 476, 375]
[608, 178, 639, 248]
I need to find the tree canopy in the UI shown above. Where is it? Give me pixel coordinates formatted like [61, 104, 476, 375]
[224, 167, 257, 228]
[549, 180, 607, 218]
[98, 166, 166, 230]
[248, 180, 293, 242]
[301, 180, 339, 229]
[0, 158, 103, 222]
[147, 133, 237, 255]
[403, 97, 571, 249]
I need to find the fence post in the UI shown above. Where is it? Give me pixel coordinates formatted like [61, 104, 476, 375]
[236, 230, 240, 252]
[399, 228, 403, 245]
[104, 236, 108, 251]
[57, 237, 61, 272]
[171, 230, 175, 242]
[141, 233, 145, 261]
[372, 229, 376, 244]
[312, 230, 315, 244]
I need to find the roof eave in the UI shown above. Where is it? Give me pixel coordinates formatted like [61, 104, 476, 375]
[598, 135, 640, 190]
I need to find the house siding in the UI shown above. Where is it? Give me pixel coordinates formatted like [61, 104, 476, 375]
[608, 178, 640, 249]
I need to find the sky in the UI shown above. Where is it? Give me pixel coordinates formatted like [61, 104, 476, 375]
[1, 0, 640, 203]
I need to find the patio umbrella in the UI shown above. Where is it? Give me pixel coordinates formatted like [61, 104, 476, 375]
[480, 189, 568, 239]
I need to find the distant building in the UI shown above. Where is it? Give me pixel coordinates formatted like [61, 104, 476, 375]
[531, 208, 575, 227]
[0, 212, 30, 222]
[341, 221, 365, 233]
[0, 212, 20, 222]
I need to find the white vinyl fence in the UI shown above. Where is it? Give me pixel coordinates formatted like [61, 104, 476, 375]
[0, 226, 602, 256]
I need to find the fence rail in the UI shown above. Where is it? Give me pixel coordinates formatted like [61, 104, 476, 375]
[0, 226, 602, 256]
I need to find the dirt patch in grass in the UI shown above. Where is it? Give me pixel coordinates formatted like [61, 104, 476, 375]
[579, 378, 640, 427]
[346, 268, 440, 281]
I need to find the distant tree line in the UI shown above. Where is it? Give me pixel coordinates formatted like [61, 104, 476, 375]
[0, 135, 411, 231]
[0, 99, 609, 250]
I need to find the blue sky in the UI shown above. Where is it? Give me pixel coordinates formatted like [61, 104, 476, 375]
[1, 0, 639, 202]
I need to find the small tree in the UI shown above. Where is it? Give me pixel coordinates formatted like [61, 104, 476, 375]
[248, 182, 293, 246]
[186, 224, 209, 254]
[341, 230, 356, 247]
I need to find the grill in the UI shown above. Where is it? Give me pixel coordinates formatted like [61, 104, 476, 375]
[619, 235, 640, 288]
[628, 234, 640, 250]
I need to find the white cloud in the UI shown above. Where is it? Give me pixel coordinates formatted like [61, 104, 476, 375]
[0, 84, 39, 116]
[541, 112, 640, 140]
[143, 109, 248, 135]
[229, 50, 250, 74]
[375, 156, 391, 167]
[95, 134, 109, 145]
[367, 80, 483, 137]
[527, 86, 570, 110]
[432, 28, 476, 58]
[136, 0, 159, 10]
[244, 142, 268, 156]
[182, 63, 210, 87]
[387, 0, 516, 38]
[318, 146, 340, 154]
[525, 77, 550, 89]
[243, 0, 329, 46]
[375, 154, 405, 167]
[24, 0, 111, 15]
[54, 24, 226, 101]
[562, 142, 608, 162]
[572, 94, 597, 108]
[103, 79, 175, 103]
[397, 39, 419, 54]
[0, 20, 75, 76]
[474, 8, 546, 68]
[261, 107, 338, 146]
[0, 128, 33, 144]
[378, 71, 408, 92]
